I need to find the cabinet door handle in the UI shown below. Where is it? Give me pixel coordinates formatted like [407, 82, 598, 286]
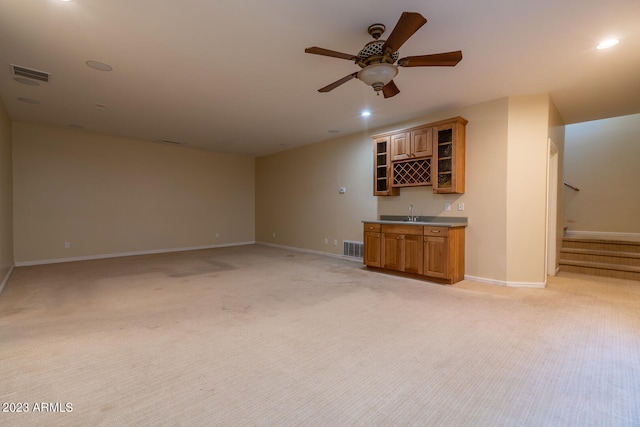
[431, 230, 441, 233]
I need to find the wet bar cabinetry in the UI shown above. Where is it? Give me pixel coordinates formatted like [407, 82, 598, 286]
[363, 223, 382, 267]
[381, 224, 424, 275]
[373, 136, 399, 196]
[363, 222, 466, 284]
[371, 116, 467, 195]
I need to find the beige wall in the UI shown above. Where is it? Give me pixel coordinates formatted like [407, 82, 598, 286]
[12, 123, 255, 263]
[505, 95, 554, 284]
[256, 130, 377, 254]
[564, 113, 640, 235]
[256, 95, 563, 285]
[0, 98, 13, 282]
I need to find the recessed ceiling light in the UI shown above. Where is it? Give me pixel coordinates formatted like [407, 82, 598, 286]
[86, 60, 113, 71]
[597, 39, 619, 49]
[361, 111, 371, 117]
[17, 97, 40, 104]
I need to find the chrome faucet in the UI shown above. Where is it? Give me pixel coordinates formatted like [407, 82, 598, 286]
[409, 204, 416, 222]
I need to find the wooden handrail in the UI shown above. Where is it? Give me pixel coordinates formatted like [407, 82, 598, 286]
[564, 182, 580, 191]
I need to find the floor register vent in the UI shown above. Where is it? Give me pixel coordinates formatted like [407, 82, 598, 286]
[343, 240, 363, 259]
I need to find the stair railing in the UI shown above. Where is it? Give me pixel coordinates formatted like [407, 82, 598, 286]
[564, 182, 580, 191]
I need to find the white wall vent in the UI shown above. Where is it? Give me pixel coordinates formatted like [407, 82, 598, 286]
[11, 64, 50, 83]
[343, 240, 363, 258]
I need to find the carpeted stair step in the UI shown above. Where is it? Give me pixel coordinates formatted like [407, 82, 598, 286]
[562, 238, 640, 253]
[559, 259, 640, 281]
[560, 248, 640, 267]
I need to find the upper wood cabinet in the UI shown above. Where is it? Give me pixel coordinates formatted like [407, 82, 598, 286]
[373, 136, 399, 196]
[433, 118, 467, 194]
[391, 128, 433, 161]
[372, 116, 467, 195]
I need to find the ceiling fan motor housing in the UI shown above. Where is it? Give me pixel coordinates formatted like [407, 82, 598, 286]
[358, 40, 399, 65]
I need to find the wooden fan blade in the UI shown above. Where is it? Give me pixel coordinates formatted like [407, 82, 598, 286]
[305, 47, 358, 61]
[318, 72, 359, 92]
[397, 51, 463, 67]
[382, 80, 400, 98]
[381, 12, 427, 55]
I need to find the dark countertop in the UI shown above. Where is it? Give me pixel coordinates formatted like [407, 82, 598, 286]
[363, 215, 468, 227]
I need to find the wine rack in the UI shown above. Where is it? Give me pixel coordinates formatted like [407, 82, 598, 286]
[393, 159, 431, 187]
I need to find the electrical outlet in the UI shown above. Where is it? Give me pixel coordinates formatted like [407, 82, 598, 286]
[272, 232, 276, 238]
[215, 232, 220, 238]
[324, 238, 328, 245]
[64, 242, 71, 249]
[333, 239, 338, 246]
[445, 203, 451, 211]
[458, 202, 465, 211]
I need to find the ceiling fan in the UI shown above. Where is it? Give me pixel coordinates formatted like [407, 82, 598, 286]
[305, 12, 462, 98]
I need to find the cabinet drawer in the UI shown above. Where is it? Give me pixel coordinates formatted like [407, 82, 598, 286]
[364, 223, 381, 232]
[381, 224, 423, 235]
[423, 226, 449, 237]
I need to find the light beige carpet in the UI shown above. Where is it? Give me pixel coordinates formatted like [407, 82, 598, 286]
[1, 244, 639, 426]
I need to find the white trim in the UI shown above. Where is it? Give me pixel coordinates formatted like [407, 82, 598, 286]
[258, 243, 548, 285]
[546, 138, 559, 277]
[565, 230, 640, 242]
[14, 242, 256, 267]
[257, 241, 363, 263]
[464, 275, 546, 289]
[0, 264, 15, 296]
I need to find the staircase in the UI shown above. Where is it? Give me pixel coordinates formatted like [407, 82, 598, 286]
[559, 237, 640, 281]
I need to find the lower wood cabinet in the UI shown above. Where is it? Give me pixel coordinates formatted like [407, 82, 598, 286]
[364, 232, 381, 268]
[380, 224, 423, 275]
[363, 222, 465, 284]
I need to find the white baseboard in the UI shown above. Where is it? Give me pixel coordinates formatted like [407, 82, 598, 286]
[256, 241, 363, 263]
[565, 230, 640, 242]
[257, 243, 548, 286]
[14, 241, 256, 267]
[0, 264, 15, 296]
[464, 275, 546, 289]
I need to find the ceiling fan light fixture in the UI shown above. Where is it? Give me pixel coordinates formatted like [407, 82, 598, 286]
[357, 63, 398, 91]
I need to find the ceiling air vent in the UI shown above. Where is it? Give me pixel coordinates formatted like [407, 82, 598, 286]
[11, 64, 51, 83]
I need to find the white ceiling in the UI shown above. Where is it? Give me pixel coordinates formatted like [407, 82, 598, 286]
[1, 0, 639, 156]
